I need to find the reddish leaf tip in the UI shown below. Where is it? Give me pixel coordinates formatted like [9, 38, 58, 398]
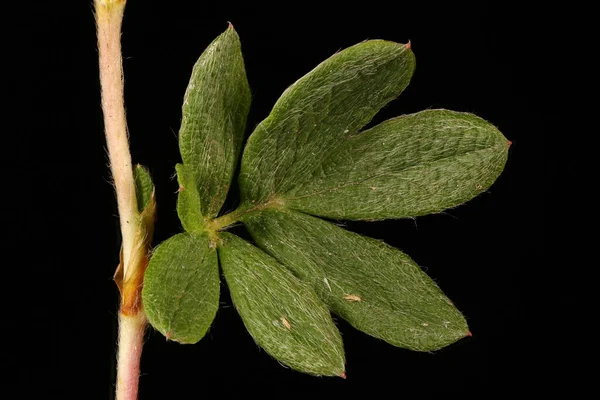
[340, 372, 347, 379]
[507, 140, 513, 147]
[405, 40, 411, 50]
[467, 331, 473, 337]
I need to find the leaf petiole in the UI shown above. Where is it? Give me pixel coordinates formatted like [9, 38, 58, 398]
[208, 198, 285, 232]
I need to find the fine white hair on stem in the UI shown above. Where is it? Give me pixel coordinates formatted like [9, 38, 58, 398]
[96, 0, 139, 276]
[95, 2, 148, 400]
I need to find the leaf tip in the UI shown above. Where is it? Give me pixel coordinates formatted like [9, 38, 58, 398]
[467, 330, 473, 337]
[227, 21, 234, 31]
[405, 40, 411, 50]
[507, 139, 513, 147]
[339, 371, 347, 379]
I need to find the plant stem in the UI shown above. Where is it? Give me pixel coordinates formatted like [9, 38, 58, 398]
[116, 313, 146, 400]
[95, 1, 147, 399]
[96, 0, 139, 273]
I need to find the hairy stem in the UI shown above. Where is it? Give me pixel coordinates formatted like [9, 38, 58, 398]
[95, 1, 147, 399]
[116, 313, 146, 400]
[96, 0, 139, 272]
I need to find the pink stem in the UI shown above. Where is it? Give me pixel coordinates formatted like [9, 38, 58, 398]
[116, 313, 146, 400]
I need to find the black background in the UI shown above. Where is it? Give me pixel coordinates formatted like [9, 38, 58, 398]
[8, 1, 555, 398]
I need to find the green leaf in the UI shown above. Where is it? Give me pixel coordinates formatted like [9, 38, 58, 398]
[134, 164, 153, 212]
[283, 110, 510, 219]
[239, 40, 414, 205]
[179, 24, 251, 219]
[176, 163, 205, 234]
[142, 233, 219, 344]
[244, 209, 470, 352]
[218, 232, 345, 376]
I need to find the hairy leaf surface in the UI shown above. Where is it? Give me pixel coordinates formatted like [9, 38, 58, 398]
[218, 233, 345, 376]
[176, 163, 205, 234]
[134, 164, 153, 212]
[245, 209, 469, 351]
[143, 233, 219, 344]
[239, 40, 414, 205]
[283, 110, 509, 219]
[179, 25, 251, 219]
